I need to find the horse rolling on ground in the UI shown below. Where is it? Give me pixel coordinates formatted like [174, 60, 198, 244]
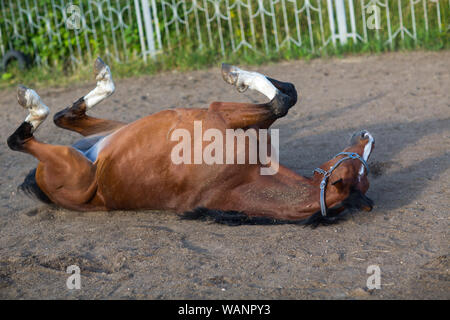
[7, 58, 375, 227]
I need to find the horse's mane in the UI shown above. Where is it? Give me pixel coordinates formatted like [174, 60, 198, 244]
[180, 188, 373, 228]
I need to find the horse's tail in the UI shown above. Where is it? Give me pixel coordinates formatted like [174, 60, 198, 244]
[18, 168, 53, 204]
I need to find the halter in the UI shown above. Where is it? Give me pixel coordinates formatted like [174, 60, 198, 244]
[314, 152, 370, 217]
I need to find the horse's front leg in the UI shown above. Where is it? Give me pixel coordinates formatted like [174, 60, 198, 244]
[53, 57, 125, 137]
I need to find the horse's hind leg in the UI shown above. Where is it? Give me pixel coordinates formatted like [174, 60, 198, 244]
[8, 87, 101, 210]
[53, 57, 125, 137]
[210, 64, 298, 129]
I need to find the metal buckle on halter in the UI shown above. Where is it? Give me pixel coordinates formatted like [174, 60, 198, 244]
[314, 151, 370, 217]
[314, 167, 328, 175]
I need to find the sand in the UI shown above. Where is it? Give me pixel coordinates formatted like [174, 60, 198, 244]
[0, 51, 448, 299]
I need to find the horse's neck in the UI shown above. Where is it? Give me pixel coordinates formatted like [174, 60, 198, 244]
[219, 165, 321, 219]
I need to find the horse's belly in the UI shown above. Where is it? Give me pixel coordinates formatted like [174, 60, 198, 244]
[91, 110, 206, 210]
[90, 108, 263, 211]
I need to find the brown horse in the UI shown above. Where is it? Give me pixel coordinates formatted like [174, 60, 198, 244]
[7, 58, 374, 226]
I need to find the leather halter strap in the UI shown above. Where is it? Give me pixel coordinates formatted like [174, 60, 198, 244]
[314, 152, 370, 217]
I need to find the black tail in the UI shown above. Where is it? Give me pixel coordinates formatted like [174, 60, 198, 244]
[180, 189, 373, 228]
[18, 168, 53, 204]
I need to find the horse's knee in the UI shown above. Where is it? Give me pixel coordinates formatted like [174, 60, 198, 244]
[53, 98, 86, 128]
[53, 107, 77, 128]
[7, 122, 33, 151]
[283, 82, 298, 106]
[7, 133, 23, 151]
[266, 78, 298, 110]
[53, 108, 67, 127]
[268, 91, 296, 118]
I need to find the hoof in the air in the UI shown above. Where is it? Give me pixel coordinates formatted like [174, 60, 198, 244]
[221, 63, 238, 85]
[16, 85, 49, 130]
[221, 63, 249, 93]
[17, 85, 43, 110]
[94, 57, 106, 75]
[17, 85, 29, 108]
[93, 57, 111, 81]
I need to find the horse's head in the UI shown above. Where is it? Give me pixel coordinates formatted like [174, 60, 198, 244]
[349, 130, 375, 162]
[315, 130, 375, 213]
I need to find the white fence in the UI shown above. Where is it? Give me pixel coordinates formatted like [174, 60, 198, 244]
[0, 1, 448, 66]
[136, 0, 448, 61]
[0, 0, 134, 66]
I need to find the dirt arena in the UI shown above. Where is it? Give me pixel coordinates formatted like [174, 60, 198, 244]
[0, 51, 448, 299]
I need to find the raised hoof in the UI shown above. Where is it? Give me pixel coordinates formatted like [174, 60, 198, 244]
[17, 85, 43, 110]
[94, 57, 106, 74]
[17, 85, 29, 108]
[93, 57, 109, 80]
[15, 85, 49, 131]
[221, 63, 237, 85]
[221, 63, 248, 93]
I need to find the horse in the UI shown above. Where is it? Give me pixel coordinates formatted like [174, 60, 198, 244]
[7, 58, 375, 227]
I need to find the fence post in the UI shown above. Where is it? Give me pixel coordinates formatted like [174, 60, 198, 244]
[335, 0, 348, 44]
[136, 0, 156, 60]
[327, 0, 337, 47]
[134, 0, 147, 62]
[151, 0, 162, 50]
[0, 25, 4, 56]
[348, 0, 357, 43]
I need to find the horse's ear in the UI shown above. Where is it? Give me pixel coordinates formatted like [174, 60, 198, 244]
[331, 178, 344, 191]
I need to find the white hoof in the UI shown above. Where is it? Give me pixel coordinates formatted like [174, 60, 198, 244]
[221, 63, 277, 100]
[84, 57, 115, 109]
[17, 85, 49, 132]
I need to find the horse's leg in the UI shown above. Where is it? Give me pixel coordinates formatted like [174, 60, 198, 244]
[211, 64, 298, 129]
[53, 57, 125, 137]
[8, 86, 100, 210]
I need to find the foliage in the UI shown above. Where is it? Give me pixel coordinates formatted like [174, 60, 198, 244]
[0, 0, 448, 88]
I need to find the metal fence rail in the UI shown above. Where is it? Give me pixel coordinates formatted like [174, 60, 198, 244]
[136, 0, 448, 58]
[0, 0, 448, 67]
[0, 0, 134, 66]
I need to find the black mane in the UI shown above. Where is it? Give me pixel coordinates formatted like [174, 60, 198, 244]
[180, 188, 373, 228]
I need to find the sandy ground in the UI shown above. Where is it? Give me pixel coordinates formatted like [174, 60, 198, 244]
[0, 51, 448, 299]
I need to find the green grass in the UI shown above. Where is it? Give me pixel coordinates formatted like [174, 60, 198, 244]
[1, 29, 447, 91]
[0, 0, 448, 90]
